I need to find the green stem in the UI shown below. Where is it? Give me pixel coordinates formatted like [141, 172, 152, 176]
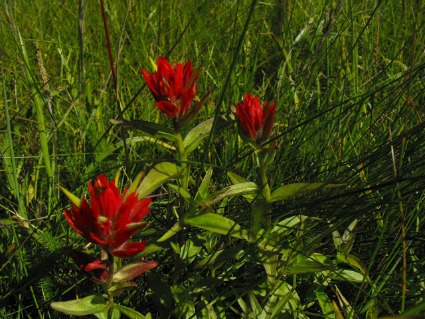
[254, 149, 278, 285]
[173, 121, 189, 192]
[106, 251, 115, 319]
[252, 150, 272, 233]
[172, 121, 189, 284]
[257, 150, 272, 203]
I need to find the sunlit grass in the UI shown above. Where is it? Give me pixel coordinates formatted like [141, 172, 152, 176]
[1, 0, 425, 318]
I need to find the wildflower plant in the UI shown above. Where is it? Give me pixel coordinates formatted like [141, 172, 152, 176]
[101, 56, 366, 318]
[52, 173, 158, 318]
[3, 2, 423, 318]
[49, 49, 372, 318]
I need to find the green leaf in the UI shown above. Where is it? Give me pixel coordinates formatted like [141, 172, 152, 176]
[337, 253, 368, 275]
[330, 269, 365, 283]
[137, 242, 167, 257]
[183, 116, 230, 154]
[285, 253, 332, 274]
[108, 282, 138, 297]
[333, 219, 358, 254]
[237, 296, 250, 316]
[112, 260, 158, 283]
[93, 306, 121, 319]
[341, 219, 358, 254]
[125, 171, 146, 200]
[332, 230, 343, 251]
[51, 295, 108, 316]
[157, 221, 183, 242]
[109, 118, 177, 142]
[270, 183, 342, 202]
[59, 185, 81, 207]
[115, 304, 148, 319]
[195, 168, 214, 201]
[315, 290, 334, 319]
[227, 172, 256, 202]
[205, 182, 259, 207]
[271, 215, 308, 237]
[261, 281, 299, 319]
[180, 238, 203, 263]
[185, 212, 251, 241]
[249, 293, 263, 317]
[136, 162, 181, 199]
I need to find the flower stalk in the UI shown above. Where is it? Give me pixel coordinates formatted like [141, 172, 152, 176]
[106, 251, 115, 319]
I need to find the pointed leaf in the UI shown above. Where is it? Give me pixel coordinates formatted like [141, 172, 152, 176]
[315, 290, 334, 319]
[108, 282, 138, 296]
[341, 219, 358, 254]
[195, 168, 213, 201]
[332, 230, 343, 251]
[270, 183, 342, 202]
[136, 162, 181, 199]
[112, 260, 158, 283]
[137, 242, 167, 257]
[248, 292, 262, 316]
[227, 171, 250, 184]
[272, 215, 308, 237]
[337, 253, 368, 275]
[59, 185, 81, 207]
[285, 253, 332, 274]
[332, 300, 345, 319]
[330, 269, 365, 283]
[51, 295, 107, 316]
[93, 307, 121, 319]
[183, 116, 231, 154]
[157, 221, 183, 242]
[205, 182, 258, 207]
[227, 172, 256, 201]
[185, 212, 251, 241]
[261, 280, 298, 319]
[125, 171, 145, 200]
[115, 304, 148, 319]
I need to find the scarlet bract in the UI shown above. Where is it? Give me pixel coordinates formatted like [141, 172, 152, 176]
[64, 174, 151, 258]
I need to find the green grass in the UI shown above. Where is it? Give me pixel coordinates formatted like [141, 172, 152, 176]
[1, 0, 425, 318]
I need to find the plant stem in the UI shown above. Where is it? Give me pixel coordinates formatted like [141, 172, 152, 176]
[252, 150, 272, 233]
[106, 251, 115, 319]
[257, 150, 272, 203]
[173, 121, 189, 192]
[172, 121, 189, 284]
[255, 149, 279, 285]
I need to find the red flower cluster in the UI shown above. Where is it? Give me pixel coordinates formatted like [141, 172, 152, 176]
[235, 93, 276, 143]
[142, 56, 203, 126]
[64, 174, 151, 258]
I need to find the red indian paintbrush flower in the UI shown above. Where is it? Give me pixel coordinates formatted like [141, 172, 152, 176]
[235, 93, 276, 143]
[142, 56, 204, 126]
[64, 174, 151, 258]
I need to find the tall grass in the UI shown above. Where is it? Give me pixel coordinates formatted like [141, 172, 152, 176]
[1, 0, 425, 317]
